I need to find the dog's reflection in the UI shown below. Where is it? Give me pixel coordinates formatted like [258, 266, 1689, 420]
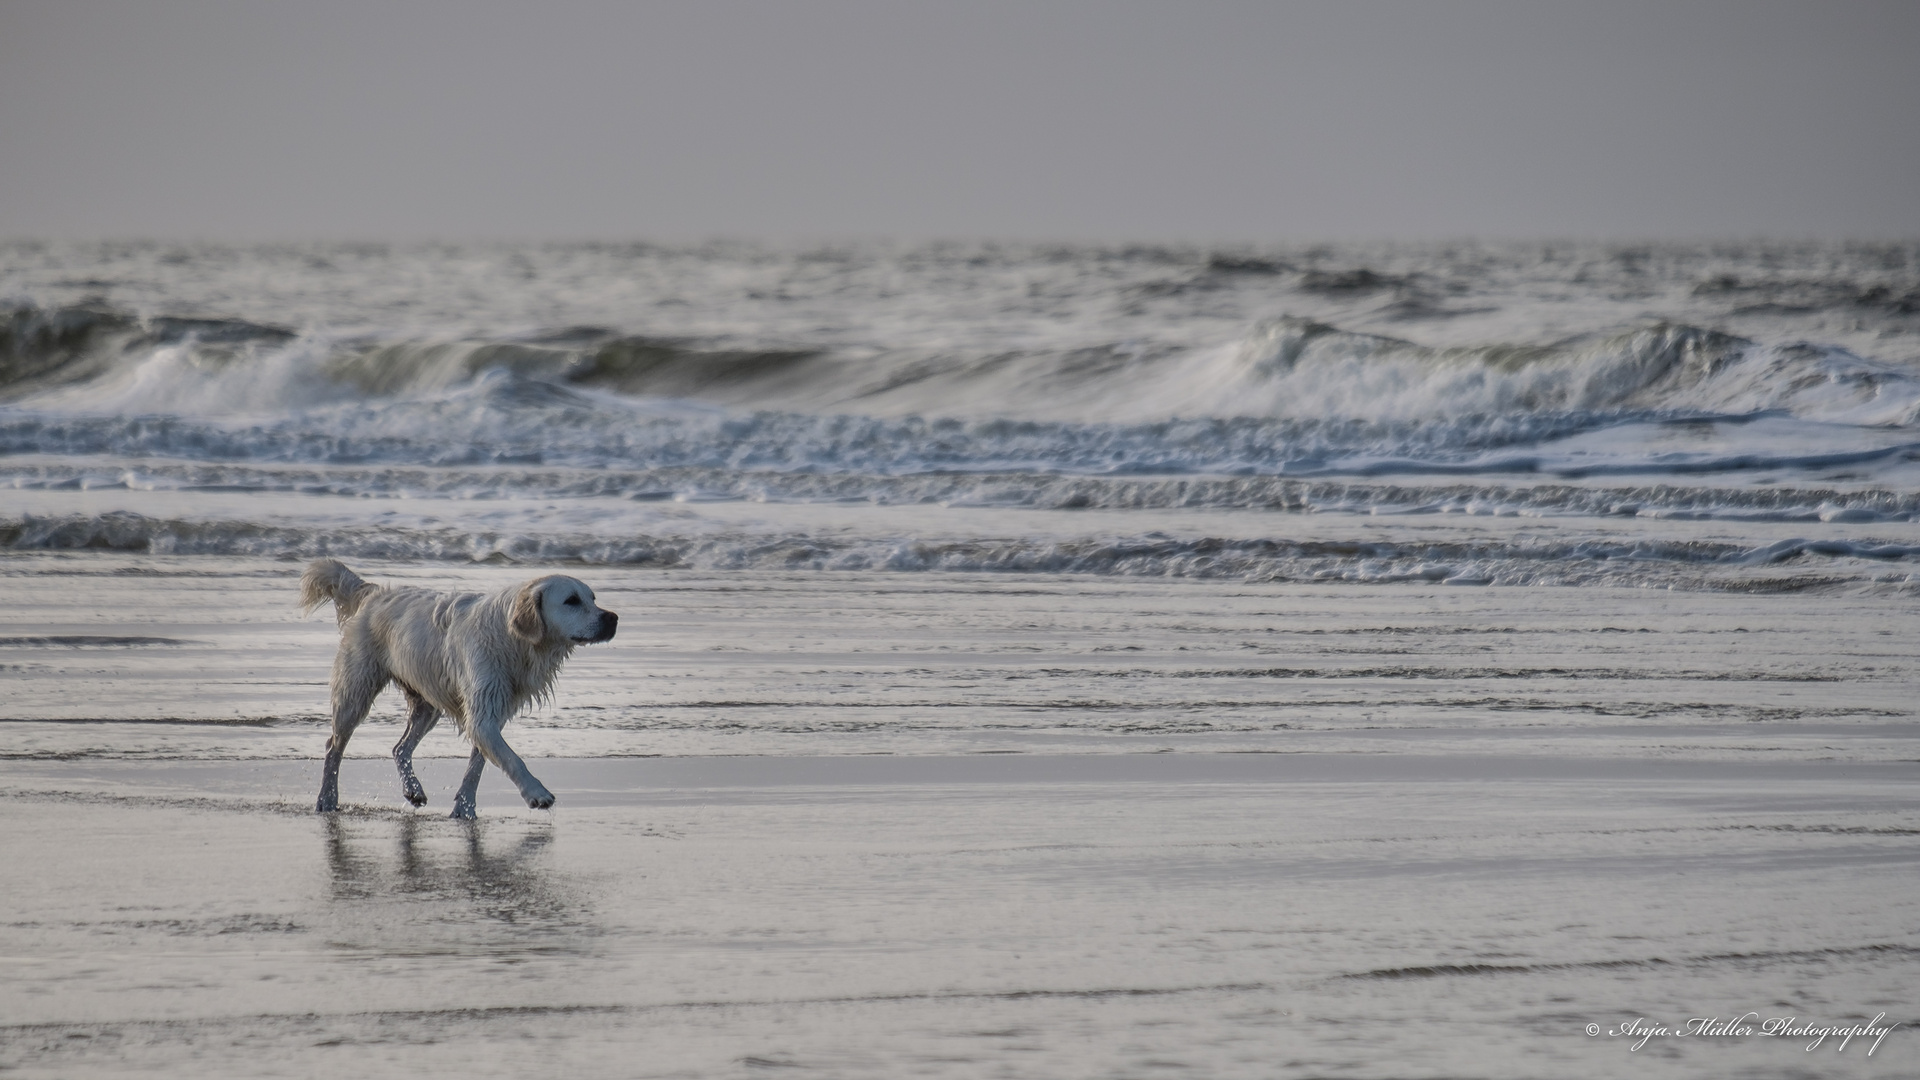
[322, 813, 588, 933]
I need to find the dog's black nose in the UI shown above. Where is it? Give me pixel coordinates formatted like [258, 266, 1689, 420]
[597, 610, 617, 641]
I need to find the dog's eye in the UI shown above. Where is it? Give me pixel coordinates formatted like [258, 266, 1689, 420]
[564, 596, 582, 606]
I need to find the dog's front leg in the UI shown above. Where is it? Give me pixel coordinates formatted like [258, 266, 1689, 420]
[467, 718, 556, 810]
[450, 746, 487, 820]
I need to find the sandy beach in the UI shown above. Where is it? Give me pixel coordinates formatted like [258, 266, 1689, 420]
[2, 556, 1915, 1077]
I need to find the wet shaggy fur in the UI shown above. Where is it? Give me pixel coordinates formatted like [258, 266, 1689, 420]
[300, 559, 617, 817]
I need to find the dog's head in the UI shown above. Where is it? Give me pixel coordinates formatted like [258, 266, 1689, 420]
[510, 576, 618, 646]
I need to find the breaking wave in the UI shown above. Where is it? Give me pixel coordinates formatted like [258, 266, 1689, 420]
[9, 301, 1920, 425]
[7, 302, 1920, 483]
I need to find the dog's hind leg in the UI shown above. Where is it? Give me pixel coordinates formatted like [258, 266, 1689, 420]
[316, 651, 387, 813]
[450, 746, 487, 820]
[392, 685, 440, 807]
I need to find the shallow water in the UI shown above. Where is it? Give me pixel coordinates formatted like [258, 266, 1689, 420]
[1, 561, 1916, 1077]
[1, 757, 1913, 1078]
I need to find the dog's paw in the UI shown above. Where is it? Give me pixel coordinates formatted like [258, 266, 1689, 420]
[525, 789, 555, 810]
[403, 780, 428, 807]
[449, 800, 477, 820]
[315, 795, 339, 813]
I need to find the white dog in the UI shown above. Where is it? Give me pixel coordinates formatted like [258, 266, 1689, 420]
[300, 559, 617, 817]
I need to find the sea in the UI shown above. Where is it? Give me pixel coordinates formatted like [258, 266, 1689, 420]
[5, 238, 1920, 591]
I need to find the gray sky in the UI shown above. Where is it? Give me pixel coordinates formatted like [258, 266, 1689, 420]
[2, 0, 1915, 242]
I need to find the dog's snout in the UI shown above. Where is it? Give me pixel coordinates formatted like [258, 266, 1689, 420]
[597, 610, 617, 641]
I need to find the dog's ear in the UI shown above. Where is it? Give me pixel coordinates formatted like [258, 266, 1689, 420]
[509, 581, 546, 642]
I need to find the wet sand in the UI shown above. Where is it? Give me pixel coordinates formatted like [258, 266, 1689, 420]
[1, 557, 1916, 1077]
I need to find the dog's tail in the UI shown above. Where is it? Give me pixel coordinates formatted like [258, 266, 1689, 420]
[300, 559, 377, 621]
